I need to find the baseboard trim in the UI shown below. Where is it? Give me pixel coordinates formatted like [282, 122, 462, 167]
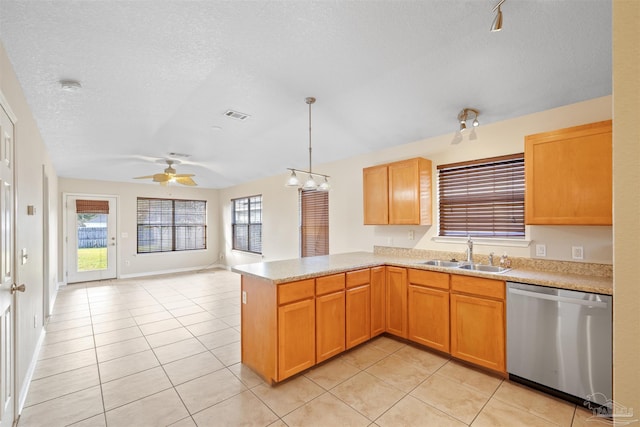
[118, 264, 227, 279]
[17, 327, 46, 415]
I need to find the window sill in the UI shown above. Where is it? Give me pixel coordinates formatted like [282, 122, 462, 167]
[431, 236, 531, 248]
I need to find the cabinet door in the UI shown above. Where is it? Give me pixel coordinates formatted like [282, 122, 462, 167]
[388, 158, 432, 225]
[385, 266, 407, 338]
[450, 293, 505, 373]
[525, 120, 612, 225]
[363, 165, 389, 224]
[408, 285, 449, 352]
[370, 266, 386, 337]
[278, 298, 315, 381]
[316, 291, 345, 363]
[346, 285, 371, 349]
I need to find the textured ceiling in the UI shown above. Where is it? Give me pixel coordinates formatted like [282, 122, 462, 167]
[0, 0, 611, 189]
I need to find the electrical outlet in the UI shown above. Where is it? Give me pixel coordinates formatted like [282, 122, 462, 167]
[125, 260, 130, 266]
[572, 246, 584, 260]
[242, 291, 247, 304]
[535, 244, 546, 257]
[408, 230, 415, 240]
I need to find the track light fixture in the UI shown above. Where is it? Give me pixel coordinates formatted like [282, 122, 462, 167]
[491, 0, 506, 32]
[285, 97, 330, 191]
[452, 108, 480, 144]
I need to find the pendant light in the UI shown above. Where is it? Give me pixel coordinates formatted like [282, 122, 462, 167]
[285, 97, 330, 191]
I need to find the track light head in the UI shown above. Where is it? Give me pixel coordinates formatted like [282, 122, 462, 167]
[491, 0, 505, 32]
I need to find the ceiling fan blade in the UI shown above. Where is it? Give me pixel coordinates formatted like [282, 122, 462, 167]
[133, 175, 155, 179]
[174, 173, 195, 178]
[175, 176, 197, 186]
[153, 173, 171, 182]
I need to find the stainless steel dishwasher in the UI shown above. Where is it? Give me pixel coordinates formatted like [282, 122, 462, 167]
[506, 282, 612, 405]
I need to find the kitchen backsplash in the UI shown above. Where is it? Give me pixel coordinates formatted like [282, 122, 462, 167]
[373, 246, 613, 278]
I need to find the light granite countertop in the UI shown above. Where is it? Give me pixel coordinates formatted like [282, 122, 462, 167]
[231, 251, 613, 295]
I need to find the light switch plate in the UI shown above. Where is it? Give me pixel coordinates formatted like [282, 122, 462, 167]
[535, 244, 546, 257]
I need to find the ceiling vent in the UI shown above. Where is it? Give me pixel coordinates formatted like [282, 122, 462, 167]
[224, 109, 250, 121]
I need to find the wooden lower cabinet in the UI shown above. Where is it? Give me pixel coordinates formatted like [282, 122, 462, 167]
[346, 285, 371, 348]
[278, 298, 316, 381]
[408, 285, 450, 352]
[316, 291, 345, 362]
[407, 269, 450, 352]
[450, 275, 506, 373]
[385, 266, 407, 338]
[315, 269, 346, 364]
[370, 266, 386, 336]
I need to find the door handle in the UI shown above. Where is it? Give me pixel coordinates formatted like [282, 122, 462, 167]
[11, 283, 26, 294]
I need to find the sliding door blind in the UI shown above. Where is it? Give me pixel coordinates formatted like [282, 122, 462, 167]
[300, 190, 329, 257]
[438, 154, 525, 238]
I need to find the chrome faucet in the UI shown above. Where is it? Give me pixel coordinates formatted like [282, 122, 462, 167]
[488, 252, 494, 266]
[466, 236, 473, 264]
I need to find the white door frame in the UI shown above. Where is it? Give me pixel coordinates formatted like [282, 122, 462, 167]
[63, 193, 119, 284]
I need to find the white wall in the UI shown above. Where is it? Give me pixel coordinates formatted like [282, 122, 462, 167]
[58, 178, 220, 279]
[220, 96, 612, 266]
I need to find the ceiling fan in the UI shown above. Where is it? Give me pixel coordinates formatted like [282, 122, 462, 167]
[134, 159, 197, 186]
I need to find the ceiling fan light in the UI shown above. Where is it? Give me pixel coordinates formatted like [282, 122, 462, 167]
[473, 118, 479, 127]
[286, 170, 300, 187]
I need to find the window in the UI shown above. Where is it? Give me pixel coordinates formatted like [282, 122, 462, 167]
[438, 153, 525, 238]
[232, 195, 262, 253]
[300, 190, 329, 257]
[137, 198, 207, 253]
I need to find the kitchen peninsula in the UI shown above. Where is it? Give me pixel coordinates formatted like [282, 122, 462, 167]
[232, 251, 612, 385]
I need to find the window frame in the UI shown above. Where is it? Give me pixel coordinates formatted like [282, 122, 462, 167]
[136, 197, 207, 254]
[437, 153, 525, 239]
[231, 195, 263, 254]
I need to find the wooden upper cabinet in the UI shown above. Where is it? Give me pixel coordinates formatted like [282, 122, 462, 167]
[525, 120, 612, 225]
[388, 158, 432, 225]
[363, 165, 389, 225]
[363, 157, 432, 225]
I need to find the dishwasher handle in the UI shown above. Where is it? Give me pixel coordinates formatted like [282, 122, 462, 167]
[508, 287, 609, 309]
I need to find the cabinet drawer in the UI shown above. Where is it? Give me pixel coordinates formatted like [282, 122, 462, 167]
[316, 273, 345, 296]
[346, 269, 370, 288]
[451, 275, 505, 300]
[408, 269, 449, 290]
[278, 279, 315, 305]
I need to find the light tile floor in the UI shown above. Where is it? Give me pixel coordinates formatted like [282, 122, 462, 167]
[19, 269, 595, 426]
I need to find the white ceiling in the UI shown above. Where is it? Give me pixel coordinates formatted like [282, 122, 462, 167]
[0, 0, 611, 189]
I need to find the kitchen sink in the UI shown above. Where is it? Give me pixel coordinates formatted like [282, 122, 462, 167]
[457, 264, 511, 274]
[421, 260, 466, 268]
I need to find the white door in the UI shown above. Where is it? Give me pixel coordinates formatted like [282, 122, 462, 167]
[66, 195, 117, 283]
[0, 100, 16, 427]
